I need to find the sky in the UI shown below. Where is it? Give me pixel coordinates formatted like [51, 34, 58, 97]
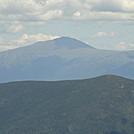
[0, 0, 134, 51]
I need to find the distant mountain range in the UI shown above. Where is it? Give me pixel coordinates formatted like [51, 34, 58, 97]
[0, 37, 133, 82]
[0, 75, 134, 134]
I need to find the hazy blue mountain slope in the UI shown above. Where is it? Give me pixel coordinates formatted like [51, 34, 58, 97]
[111, 62, 134, 79]
[0, 75, 134, 134]
[0, 37, 133, 82]
[0, 56, 81, 82]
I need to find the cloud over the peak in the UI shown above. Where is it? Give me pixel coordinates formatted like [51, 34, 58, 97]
[0, 34, 60, 51]
[11, 34, 60, 46]
[0, 46, 18, 51]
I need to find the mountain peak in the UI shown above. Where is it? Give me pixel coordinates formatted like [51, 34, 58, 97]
[93, 74, 132, 82]
[52, 36, 94, 49]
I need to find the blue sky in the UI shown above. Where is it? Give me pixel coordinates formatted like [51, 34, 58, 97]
[0, 0, 134, 51]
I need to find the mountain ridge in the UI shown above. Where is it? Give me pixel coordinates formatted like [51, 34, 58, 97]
[0, 74, 134, 134]
[0, 74, 133, 85]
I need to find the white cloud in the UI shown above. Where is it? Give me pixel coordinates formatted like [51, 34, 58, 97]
[72, 0, 134, 21]
[28, 21, 45, 26]
[0, 0, 63, 22]
[0, 46, 18, 51]
[0, 36, 18, 51]
[11, 34, 60, 46]
[85, 0, 134, 12]
[116, 42, 134, 50]
[0, 34, 60, 51]
[46, 0, 63, 5]
[73, 10, 134, 21]
[0, 0, 134, 23]
[74, 11, 81, 17]
[6, 22, 24, 33]
[93, 32, 107, 37]
[0, 21, 24, 33]
[64, 0, 90, 9]
[38, 10, 63, 20]
[92, 32, 116, 37]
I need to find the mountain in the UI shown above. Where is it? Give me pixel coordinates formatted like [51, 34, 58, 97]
[0, 37, 133, 82]
[0, 75, 134, 134]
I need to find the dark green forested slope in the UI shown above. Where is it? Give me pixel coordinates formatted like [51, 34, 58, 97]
[0, 75, 134, 134]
